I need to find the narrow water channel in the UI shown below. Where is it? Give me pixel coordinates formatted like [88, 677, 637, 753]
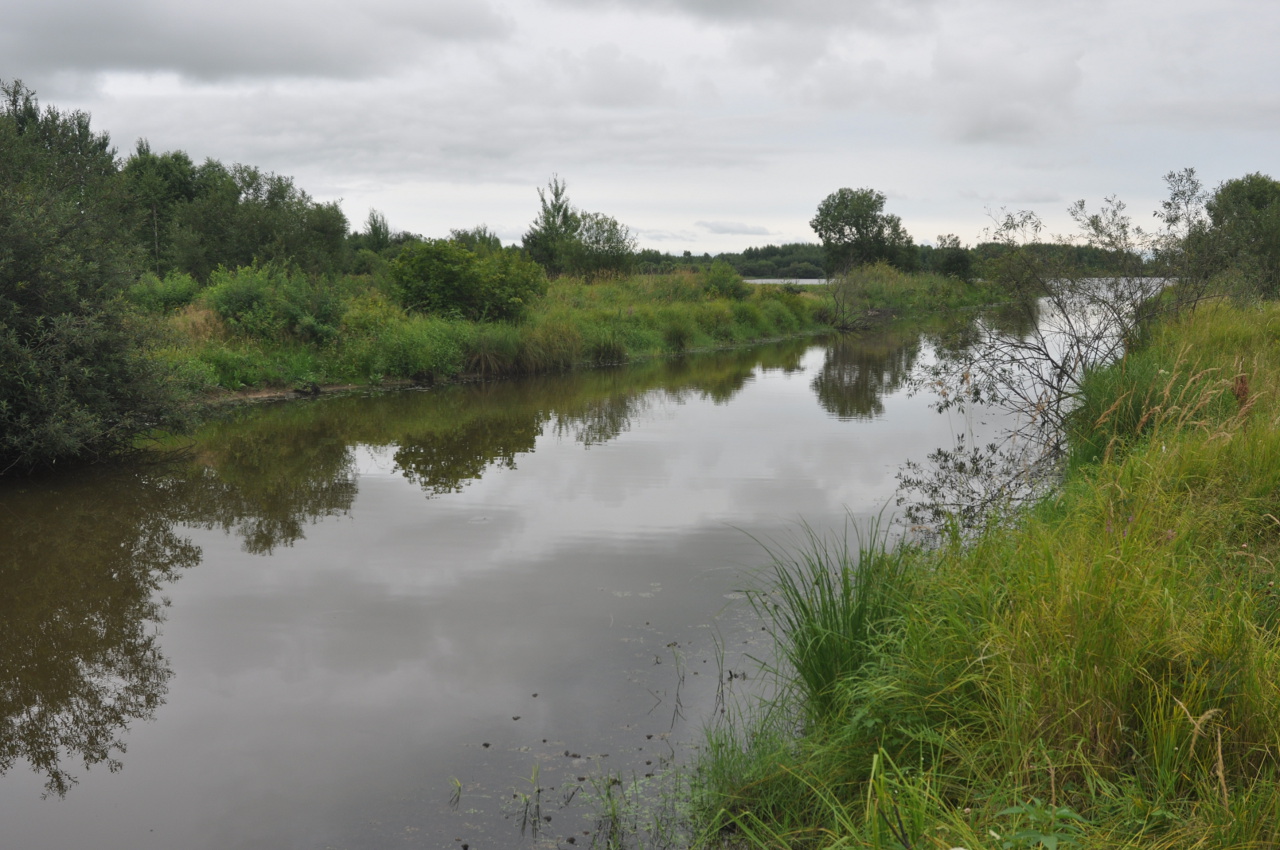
[0, 322, 994, 849]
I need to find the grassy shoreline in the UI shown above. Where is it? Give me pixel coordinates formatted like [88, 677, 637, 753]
[687, 299, 1280, 849]
[140, 266, 1002, 401]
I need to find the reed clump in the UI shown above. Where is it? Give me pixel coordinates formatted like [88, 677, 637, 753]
[693, 301, 1280, 849]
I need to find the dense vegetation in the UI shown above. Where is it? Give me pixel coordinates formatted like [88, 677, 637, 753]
[0, 82, 193, 474]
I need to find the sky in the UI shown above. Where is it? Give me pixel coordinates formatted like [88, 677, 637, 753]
[4, 0, 1277, 254]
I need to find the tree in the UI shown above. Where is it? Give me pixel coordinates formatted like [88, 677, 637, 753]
[934, 234, 974, 282]
[1204, 172, 1280, 296]
[810, 187, 915, 273]
[162, 157, 350, 280]
[122, 140, 196, 275]
[522, 175, 580, 276]
[450, 224, 503, 255]
[0, 80, 190, 474]
[569, 211, 636, 279]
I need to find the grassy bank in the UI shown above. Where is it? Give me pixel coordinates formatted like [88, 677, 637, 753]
[691, 300, 1280, 848]
[133, 264, 999, 395]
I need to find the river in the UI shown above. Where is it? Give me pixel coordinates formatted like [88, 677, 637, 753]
[0, 321, 1000, 849]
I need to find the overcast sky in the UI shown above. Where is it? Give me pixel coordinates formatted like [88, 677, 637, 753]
[5, 0, 1277, 254]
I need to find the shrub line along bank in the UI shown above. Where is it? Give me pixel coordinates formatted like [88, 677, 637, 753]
[144, 263, 1002, 405]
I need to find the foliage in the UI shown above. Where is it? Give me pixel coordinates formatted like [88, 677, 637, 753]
[810, 187, 915, 273]
[122, 140, 196, 275]
[389, 239, 547, 322]
[522, 176, 638, 280]
[203, 263, 350, 344]
[0, 79, 190, 474]
[570, 210, 637, 279]
[702, 259, 750, 300]
[134, 153, 350, 280]
[932, 233, 974, 282]
[449, 224, 503, 255]
[1204, 171, 1280, 297]
[522, 175, 581, 276]
[127, 270, 201, 313]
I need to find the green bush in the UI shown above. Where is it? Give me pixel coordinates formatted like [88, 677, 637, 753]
[390, 240, 547, 322]
[703, 259, 751, 300]
[203, 264, 346, 345]
[127, 271, 201, 313]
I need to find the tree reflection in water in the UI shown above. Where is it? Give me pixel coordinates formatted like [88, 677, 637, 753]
[811, 327, 922, 420]
[0, 471, 198, 796]
[0, 333, 843, 797]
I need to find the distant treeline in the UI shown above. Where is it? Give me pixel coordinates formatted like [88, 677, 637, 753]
[117, 137, 1143, 284]
[633, 241, 1139, 281]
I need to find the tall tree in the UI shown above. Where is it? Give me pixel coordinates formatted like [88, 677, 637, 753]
[810, 187, 915, 273]
[569, 211, 636, 280]
[522, 175, 580, 276]
[122, 140, 196, 275]
[0, 80, 189, 474]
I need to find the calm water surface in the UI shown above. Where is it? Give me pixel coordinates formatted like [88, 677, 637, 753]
[0, 325, 993, 849]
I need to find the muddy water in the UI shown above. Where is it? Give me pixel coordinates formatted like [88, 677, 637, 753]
[0, 324, 990, 849]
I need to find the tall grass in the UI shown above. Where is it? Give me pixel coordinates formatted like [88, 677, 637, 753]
[692, 300, 1280, 849]
[154, 271, 825, 391]
[749, 517, 911, 723]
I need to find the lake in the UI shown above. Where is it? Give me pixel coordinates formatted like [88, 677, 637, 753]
[0, 321, 998, 849]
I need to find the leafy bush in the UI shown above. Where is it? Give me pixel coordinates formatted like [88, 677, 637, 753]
[127, 271, 201, 313]
[390, 240, 547, 321]
[703, 259, 751, 300]
[203, 263, 346, 345]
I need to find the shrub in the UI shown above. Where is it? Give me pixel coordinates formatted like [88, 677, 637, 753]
[127, 271, 202, 313]
[703, 259, 751, 300]
[203, 263, 346, 345]
[390, 240, 547, 322]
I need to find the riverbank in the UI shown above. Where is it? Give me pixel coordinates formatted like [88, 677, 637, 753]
[143, 266, 1004, 399]
[689, 299, 1280, 848]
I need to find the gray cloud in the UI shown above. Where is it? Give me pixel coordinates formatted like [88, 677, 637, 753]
[552, 0, 936, 29]
[1, 0, 511, 81]
[697, 220, 772, 235]
[9, 0, 1279, 256]
[930, 38, 1083, 144]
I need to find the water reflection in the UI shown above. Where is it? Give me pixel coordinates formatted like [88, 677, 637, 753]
[0, 337, 819, 798]
[0, 472, 198, 796]
[811, 326, 921, 420]
[0, 324, 977, 831]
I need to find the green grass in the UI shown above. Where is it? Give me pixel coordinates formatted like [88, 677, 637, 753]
[137, 264, 1008, 394]
[690, 300, 1280, 849]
